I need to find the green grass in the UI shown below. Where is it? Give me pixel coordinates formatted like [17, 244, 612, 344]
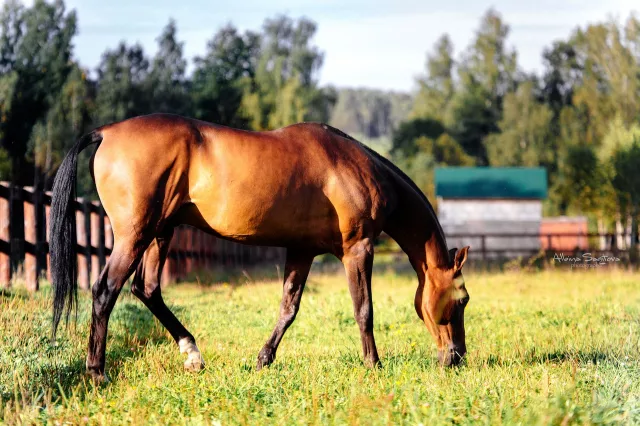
[1, 266, 639, 425]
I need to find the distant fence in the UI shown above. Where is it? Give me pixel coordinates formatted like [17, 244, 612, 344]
[376, 232, 638, 262]
[0, 182, 285, 291]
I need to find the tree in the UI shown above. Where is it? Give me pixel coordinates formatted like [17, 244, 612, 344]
[447, 9, 517, 163]
[551, 145, 611, 215]
[191, 24, 260, 128]
[411, 34, 455, 121]
[29, 64, 90, 190]
[391, 118, 445, 157]
[0, 0, 77, 184]
[329, 88, 411, 140]
[611, 139, 640, 248]
[394, 151, 437, 200]
[93, 42, 150, 126]
[248, 15, 325, 129]
[484, 81, 554, 167]
[147, 19, 189, 115]
[541, 41, 581, 116]
[414, 134, 474, 166]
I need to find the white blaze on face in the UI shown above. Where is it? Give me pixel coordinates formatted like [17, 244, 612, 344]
[452, 275, 467, 301]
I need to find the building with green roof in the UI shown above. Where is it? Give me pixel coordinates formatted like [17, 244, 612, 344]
[434, 167, 548, 258]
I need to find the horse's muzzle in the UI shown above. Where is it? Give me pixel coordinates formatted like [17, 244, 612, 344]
[438, 344, 466, 367]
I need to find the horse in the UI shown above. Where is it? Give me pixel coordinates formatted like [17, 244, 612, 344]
[49, 113, 470, 382]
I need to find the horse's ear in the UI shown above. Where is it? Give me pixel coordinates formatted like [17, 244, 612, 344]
[449, 248, 458, 264]
[454, 246, 470, 272]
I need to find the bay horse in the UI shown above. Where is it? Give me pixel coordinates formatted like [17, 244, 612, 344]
[49, 113, 470, 382]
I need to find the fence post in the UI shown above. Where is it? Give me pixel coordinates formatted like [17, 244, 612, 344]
[90, 202, 100, 283]
[45, 195, 51, 283]
[104, 214, 113, 264]
[76, 198, 89, 290]
[481, 235, 487, 262]
[83, 201, 93, 287]
[98, 205, 106, 270]
[34, 188, 47, 281]
[0, 183, 10, 287]
[9, 184, 24, 277]
[23, 187, 38, 291]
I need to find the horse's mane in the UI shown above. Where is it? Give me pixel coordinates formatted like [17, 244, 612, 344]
[319, 123, 449, 254]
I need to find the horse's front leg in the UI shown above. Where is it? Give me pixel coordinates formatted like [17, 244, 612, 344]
[342, 237, 380, 368]
[256, 250, 314, 370]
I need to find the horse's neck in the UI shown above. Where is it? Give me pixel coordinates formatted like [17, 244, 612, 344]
[384, 179, 449, 271]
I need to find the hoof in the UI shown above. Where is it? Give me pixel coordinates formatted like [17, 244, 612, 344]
[179, 338, 205, 372]
[364, 358, 382, 369]
[256, 347, 275, 370]
[438, 345, 466, 367]
[184, 353, 205, 372]
[86, 369, 110, 385]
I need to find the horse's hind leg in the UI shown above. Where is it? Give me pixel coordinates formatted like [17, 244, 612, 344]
[256, 250, 314, 370]
[131, 228, 204, 372]
[86, 236, 151, 382]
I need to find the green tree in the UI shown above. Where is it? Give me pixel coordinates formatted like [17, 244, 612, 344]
[93, 42, 150, 125]
[329, 88, 411, 141]
[29, 64, 90, 190]
[147, 19, 189, 115]
[191, 24, 260, 128]
[415, 134, 475, 166]
[394, 151, 437, 200]
[484, 81, 554, 167]
[447, 8, 517, 163]
[391, 118, 445, 157]
[248, 15, 325, 129]
[0, 0, 77, 184]
[550, 145, 612, 217]
[411, 34, 455, 121]
[541, 41, 581, 117]
[611, 139, 640, 247]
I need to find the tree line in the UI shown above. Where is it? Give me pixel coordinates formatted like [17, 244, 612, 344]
[393, 9, 640, 244]
[0, 0, 334, 195]
[1, 0, 639, 241]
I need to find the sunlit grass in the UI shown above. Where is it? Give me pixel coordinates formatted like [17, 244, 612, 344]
[1, 265, 639, 425]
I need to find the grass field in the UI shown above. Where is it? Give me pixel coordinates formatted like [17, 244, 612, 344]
[1, 264, 639, 425]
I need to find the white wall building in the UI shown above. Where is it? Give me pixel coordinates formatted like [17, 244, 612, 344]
[435, 167, 548, 259]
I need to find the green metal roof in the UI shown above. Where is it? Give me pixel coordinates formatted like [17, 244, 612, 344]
[435, 167, 548, 199]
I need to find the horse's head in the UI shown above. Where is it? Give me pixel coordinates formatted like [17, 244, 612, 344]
[417, 246, 470, 367]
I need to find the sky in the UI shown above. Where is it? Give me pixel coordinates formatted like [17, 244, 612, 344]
[9, 0, 640, 92]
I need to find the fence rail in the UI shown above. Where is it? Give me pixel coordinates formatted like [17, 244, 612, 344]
[0, 182, 285, 291]
[375, 231, 637, 262]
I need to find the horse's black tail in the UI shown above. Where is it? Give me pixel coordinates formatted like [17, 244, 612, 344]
[50, 130, 103, 339]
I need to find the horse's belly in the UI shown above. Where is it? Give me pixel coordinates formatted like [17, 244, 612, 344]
[191, 192, 340, 248]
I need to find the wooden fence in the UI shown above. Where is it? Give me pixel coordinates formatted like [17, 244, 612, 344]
[0, 182, 285, 291]
[375, 231, 638, 262]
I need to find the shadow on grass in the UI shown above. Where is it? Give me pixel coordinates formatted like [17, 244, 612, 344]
[481, 349, 623, 368]
[0, 288, 29, 300]
[333, 349, 441, 372]
[525, 349, 620, 366]
[175, 254, 421, 287]
[180, 264, 284, 286]
[1, 302, 176, 409]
